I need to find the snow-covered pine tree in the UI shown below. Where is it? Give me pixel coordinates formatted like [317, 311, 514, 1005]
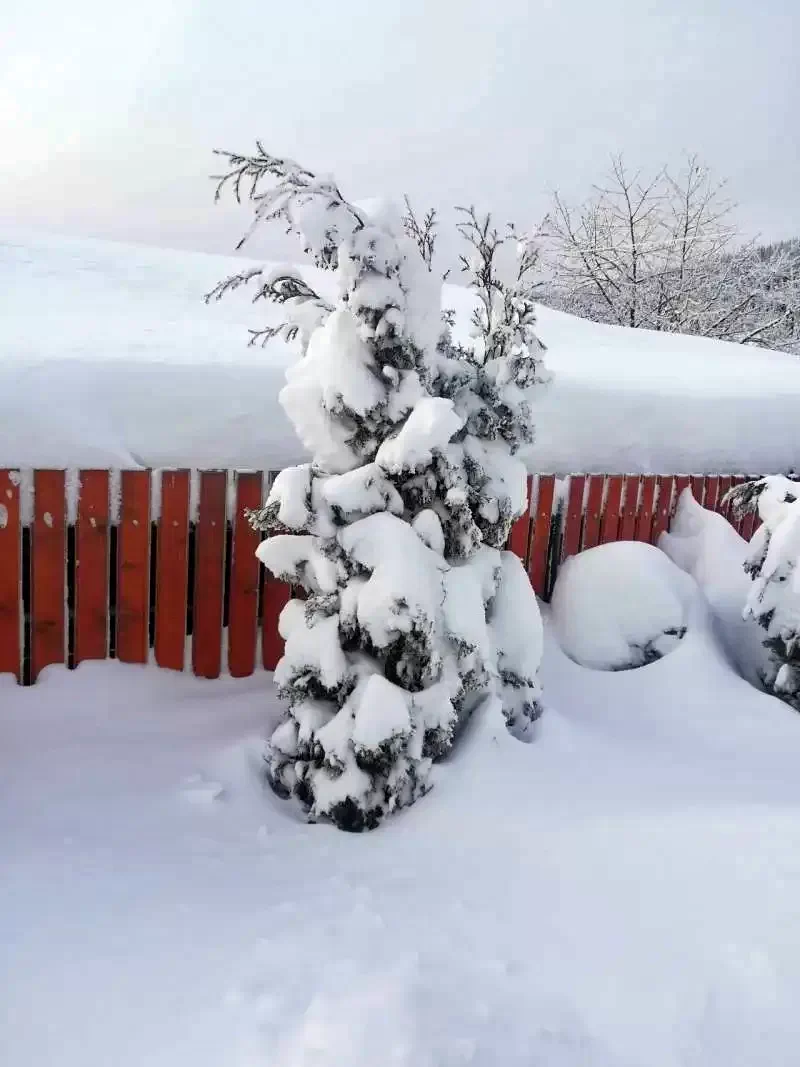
[728, 476, 800, 710]
[433, 206, 551, 734]
[208, 147, 549, 829]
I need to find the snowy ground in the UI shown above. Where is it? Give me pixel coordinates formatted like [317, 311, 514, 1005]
[5, 588, 800, 1066]
[3, 229, 800, 473]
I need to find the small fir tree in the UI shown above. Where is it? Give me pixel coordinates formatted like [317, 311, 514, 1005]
[209, 147, 549, 829]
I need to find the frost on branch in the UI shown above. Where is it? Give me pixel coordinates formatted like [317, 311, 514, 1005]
[210, 146, 550, 830]
[727, 476, 800, 710]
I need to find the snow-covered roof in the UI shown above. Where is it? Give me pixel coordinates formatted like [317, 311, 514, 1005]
[2, 230, 799, 473]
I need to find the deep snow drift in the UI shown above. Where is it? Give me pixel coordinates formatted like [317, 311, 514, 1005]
[3, 229, 800, 473]
[5, 590, 800, 1066]
[661, 490, 773, 687]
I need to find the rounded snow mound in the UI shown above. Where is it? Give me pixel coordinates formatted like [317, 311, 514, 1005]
[551, 541, 694, 671]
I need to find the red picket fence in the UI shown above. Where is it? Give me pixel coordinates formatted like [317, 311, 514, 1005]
[0, 469, 757, 685]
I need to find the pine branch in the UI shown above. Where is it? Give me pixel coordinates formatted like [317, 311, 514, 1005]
[204, 267, 333, 313]
[211, 143, 365, 258]
[403, 196, 438, 271]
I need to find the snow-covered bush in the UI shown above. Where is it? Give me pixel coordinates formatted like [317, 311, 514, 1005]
[208, 147, 549, 829]
[728, 476, 800, 709]
[551, 541, 692, 671]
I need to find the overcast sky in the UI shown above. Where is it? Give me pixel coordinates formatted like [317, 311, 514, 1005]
[2, 0, 797, 260]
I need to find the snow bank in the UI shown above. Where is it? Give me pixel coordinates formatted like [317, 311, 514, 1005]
[550, 540, 694, 670]
[6, 608, 800, 1065]
[661, 489, 772, 685]
[3, 229, 800, 472]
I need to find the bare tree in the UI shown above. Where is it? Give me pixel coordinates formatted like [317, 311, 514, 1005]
[544, 155, 737, 330]
[728, 240, 800, 354]
[542, 154, 799, 351]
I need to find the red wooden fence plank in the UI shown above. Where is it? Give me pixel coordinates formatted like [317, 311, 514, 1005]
[582, 475, 604, 550]
[741, 483, 759, 541]
[703, 475, 720, 513]
[561, 475, 585, 561]
[228, 472, 263, 678]
[740, 512, 757, 543]
[599, 476, 623, 544]
[727, 476, 746, 534]
[262, 574, 292, 671]
[650, 476, 674, 543]
[75, 470, 109, 665]
[32, 470, 66, 680]
[619, 475, 640, 540]
[0, 471, 21, 680]
[507, 476, 533, 564]
[192, 471, 227, 679]
[155, 471, 190, 672]
[634, 476, 657, 542]
[117, 470, 151, 664]
[528, 475, 555, 598]
[673, 476, 691, 515]
[690, 475, 705, 504]
[716, 476, 733, 518]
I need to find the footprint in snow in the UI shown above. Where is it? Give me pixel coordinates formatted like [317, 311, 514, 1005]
[180, 773, 226, 805]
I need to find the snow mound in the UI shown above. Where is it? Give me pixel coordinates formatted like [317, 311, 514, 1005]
[659, 489, 749, 589]
[660, 490, 772, 687]
[551, 541, 694, 670]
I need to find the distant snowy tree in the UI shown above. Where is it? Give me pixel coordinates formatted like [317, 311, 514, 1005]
[208, 146, 549, 829]
[728, 476, 800, 710]
[543, 155, 800, 352]
[726, 239, 800, 355]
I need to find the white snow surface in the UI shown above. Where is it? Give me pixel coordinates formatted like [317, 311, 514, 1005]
[493, 549, 544, 682]
[551, 541, 694, 670]
[3, 229, 800, 473]
[660, 490, 772, 686]
[6, 604, 800, 1066]
[376, 396, 464, 474]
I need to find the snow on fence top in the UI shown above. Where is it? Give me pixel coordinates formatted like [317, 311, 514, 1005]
[2, 230, 799, 474]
